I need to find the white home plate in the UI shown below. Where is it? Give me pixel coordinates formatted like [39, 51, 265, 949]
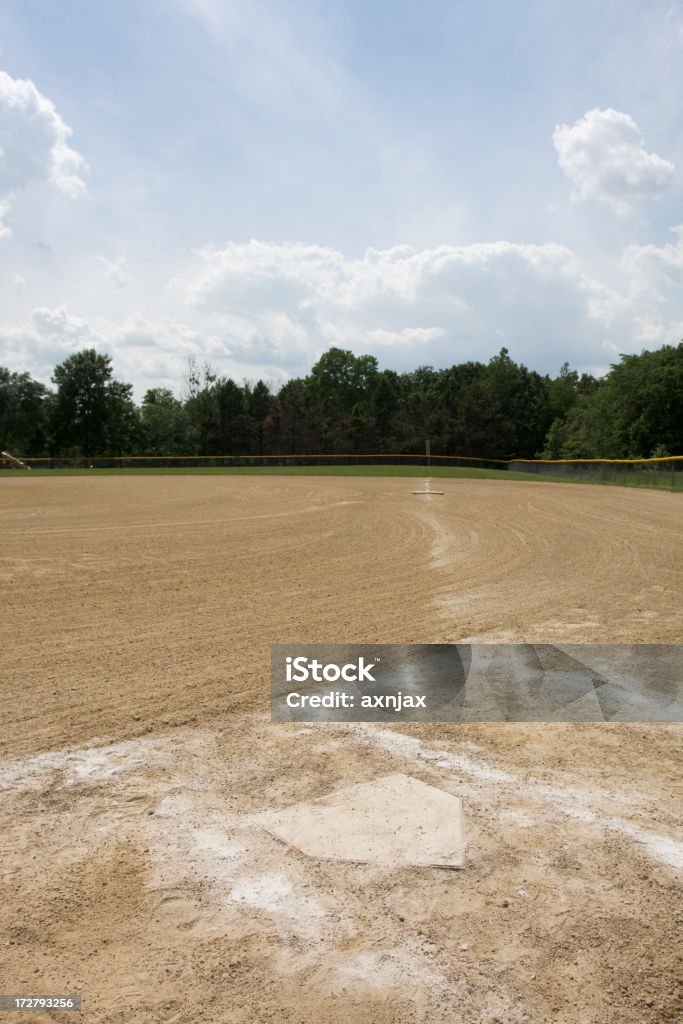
[259, 773, 466, 868]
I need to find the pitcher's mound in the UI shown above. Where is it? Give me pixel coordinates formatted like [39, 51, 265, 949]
[260, 772, 465, 868]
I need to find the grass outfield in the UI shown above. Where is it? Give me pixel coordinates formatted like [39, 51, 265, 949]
[11, 464, 681, 490]
[16, 464, 545, 480]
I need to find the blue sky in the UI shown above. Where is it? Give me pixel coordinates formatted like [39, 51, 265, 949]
[1, 0, 682, 396]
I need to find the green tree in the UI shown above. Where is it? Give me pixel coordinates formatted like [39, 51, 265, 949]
[107, 379, 141, 456]
[306, 348, 379, 450]
[371, 370, 402, 449]
[400, 366, 440, 452]
[543, 344, 683, 458]
[185, 377, 252, 454]
[51, 349, 136, 457]
[141, 388, 190, 455]
[275, 379, 314, 453]
[449, 349, 552, 459]
[248, 380, 273, 455]
[0, 368, 49, 455]
[540, 417, 569, 459]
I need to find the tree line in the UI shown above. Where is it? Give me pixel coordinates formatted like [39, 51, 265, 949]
[1, 343, 681, 460]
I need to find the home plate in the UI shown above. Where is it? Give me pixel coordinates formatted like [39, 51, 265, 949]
[258, 773, 466, 869]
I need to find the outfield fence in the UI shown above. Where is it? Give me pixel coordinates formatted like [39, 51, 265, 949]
[508, 456, 683, 491]
[8, 452, 683, 490]
[17, 453, 508, 470]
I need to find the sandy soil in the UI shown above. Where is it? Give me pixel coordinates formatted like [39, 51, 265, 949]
[1, 475, 681, 1023]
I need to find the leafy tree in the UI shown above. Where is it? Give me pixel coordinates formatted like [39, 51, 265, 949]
[275, 378, 314, 453]
[8, 339, 683, 462]
[185, 377, 253, 454]
[371, 370, 402, 449]
[399, 366, 441, 451]
[106, 379, 141, 456]
[542, 344, 683, 458]
[540, 418, 568, 459]
[248, 380, 273, 455]
[141, 388, 190, 455]
[0, 368, 49, 455]
[307, 348, 379, 450]
[51, 349, 136, 457]
[443, 349, 551, 459]
[608, 345, 683, 456]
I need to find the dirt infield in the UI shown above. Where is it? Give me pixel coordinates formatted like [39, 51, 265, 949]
[1, 476, 682, 1022]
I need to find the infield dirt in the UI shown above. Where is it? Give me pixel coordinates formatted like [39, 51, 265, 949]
[1, 476, 682, 1023]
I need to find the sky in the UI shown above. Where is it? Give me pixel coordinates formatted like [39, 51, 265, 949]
[1, 0, 682, 398]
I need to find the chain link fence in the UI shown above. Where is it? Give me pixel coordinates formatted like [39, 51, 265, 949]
[507, 457, 683, 492]
[7, 452, 683, 491]
[17, 453, 507, 470]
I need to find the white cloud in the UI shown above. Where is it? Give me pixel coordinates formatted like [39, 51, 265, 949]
[0, 308, 205, 395]
[0, 69, 88, 236]
[30, 305, 94, 344]
[4, 234, 683, 397]
[622, 225, 683, 297]
[181, 238, 623, 373]
[97, 255, 132, 288]
[553, 108, 675, 212]
[619, 226, 683, 345]
[12, 272, 26, 293]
